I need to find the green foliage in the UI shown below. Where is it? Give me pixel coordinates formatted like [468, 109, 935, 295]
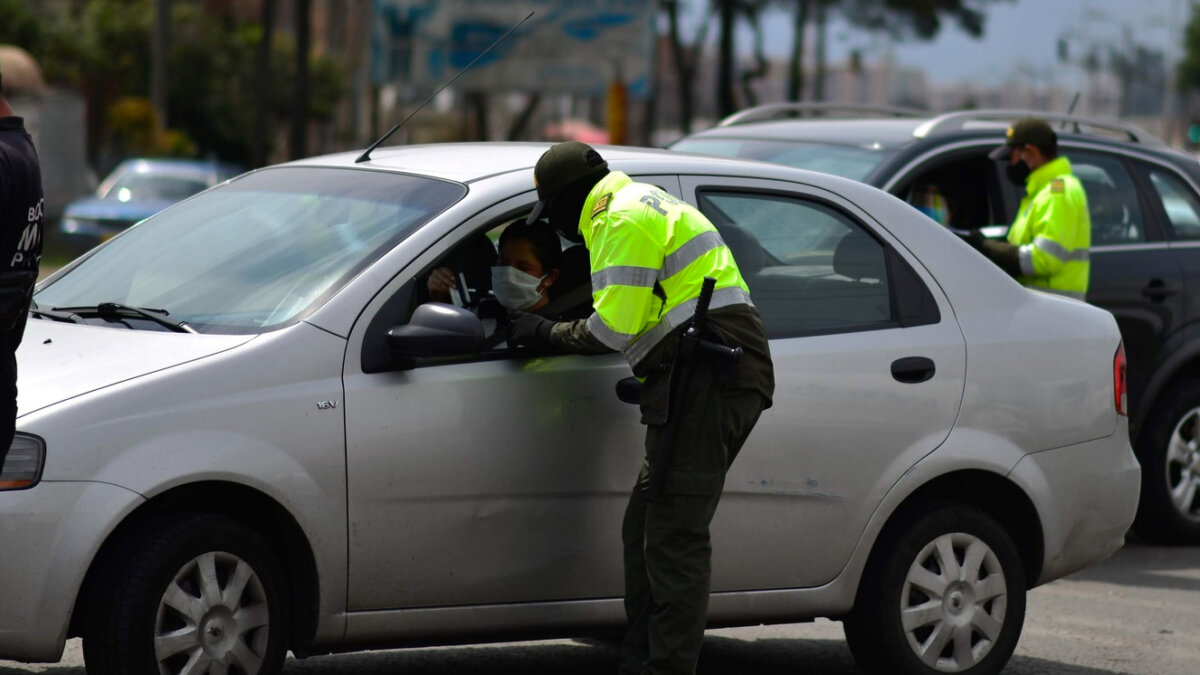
[0, 0, 44, 47]
[9, 0, 348, 166]
[836, 0, 1013, 41]
[1178, 3, 1200, 93]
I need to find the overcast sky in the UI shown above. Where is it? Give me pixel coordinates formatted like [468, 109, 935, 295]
[745, 0, 1189, 88]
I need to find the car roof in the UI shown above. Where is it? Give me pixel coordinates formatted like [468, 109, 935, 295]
[111, 157, 243, 178]
[282, 142, 829, 185]
[676, 118, 928, 150]
[675, 106, 1200, 181]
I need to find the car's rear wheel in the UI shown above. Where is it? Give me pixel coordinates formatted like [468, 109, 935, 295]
[1134, 379, 1200, 544]
[844, 504, 1026, 675]
[83, 513, 289, 675]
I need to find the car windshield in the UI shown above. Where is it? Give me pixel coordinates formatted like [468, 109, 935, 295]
[36, 167, 467, 334]
[670, 138, 893, 181]
[102, 171, 212, 202]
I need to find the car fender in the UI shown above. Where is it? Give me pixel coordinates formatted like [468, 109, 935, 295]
[0, 481, 144, 662]
[827, 427, 1029, 608]
[17, 323, 350, 646]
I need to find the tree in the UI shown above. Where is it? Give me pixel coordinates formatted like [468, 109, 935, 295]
[774, 0, 1011, 108]
[1177, 2, 1200, 94]
[660, 0, 716, 135]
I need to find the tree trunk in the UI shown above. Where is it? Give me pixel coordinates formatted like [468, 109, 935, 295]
[814, 0, 826, 103]
[717, 0, 737, 118]
[254, 0, 275, 168]
[739, 6, 768, 108]
[290, 0, 311, 160]
[151, 0, 171, 131]
[665, 0, 695, 135]
[788, 0, 810, 102]
[505, 93, 541, 141]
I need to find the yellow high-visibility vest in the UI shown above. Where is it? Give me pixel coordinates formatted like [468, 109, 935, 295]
[578, 171, 752, 368]
[1007, 156, 1091, 299]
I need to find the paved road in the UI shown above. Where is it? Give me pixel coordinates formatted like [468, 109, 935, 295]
[4, 540, 1197, 675]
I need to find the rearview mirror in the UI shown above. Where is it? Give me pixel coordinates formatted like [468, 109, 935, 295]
[387, 302, 484, 362]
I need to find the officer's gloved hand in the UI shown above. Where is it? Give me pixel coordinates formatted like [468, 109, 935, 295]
[508, 311, 555, 350]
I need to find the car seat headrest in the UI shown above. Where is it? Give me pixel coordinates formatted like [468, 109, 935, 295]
[833, 230, 884, 281]
[719, 224, 765, 277]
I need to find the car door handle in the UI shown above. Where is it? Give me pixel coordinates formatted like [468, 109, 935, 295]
[891, 356, 936, 384]
[1141, 280, 1179, 300]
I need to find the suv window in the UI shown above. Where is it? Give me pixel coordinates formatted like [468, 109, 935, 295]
[697, 191, 898, 337]
[1144, 168, 1200, 241]
[1063, 152, 1146, 246]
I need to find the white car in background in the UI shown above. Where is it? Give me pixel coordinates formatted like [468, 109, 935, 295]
[1, 143, 1138, 675]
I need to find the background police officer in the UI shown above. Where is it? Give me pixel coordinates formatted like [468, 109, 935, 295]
[0, 67, 43, 466]
[509, 142, 774, 675]
[977, 117, 1091, 299]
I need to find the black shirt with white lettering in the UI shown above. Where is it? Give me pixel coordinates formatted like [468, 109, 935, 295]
[0, 116, 43, 274]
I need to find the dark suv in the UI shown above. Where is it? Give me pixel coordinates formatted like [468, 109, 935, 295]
[672, 104, 1200, 544]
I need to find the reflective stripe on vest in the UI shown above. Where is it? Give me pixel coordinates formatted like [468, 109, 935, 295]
[623, 285, 755, 366]
[1017, 235, 1090, 277]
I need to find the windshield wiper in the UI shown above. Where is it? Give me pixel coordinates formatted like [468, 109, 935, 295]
[50, 303, 198, 334]
[29, 302, 85, 324]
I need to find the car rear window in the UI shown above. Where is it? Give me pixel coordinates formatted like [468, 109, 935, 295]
[670, 138, 893, 181]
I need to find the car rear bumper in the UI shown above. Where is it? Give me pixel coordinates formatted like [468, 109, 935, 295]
[1009, 422, 1141, 585]
[0, 481, 143, 662]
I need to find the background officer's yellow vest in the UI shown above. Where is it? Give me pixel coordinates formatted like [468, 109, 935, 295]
[1007, 156, 1091, 299]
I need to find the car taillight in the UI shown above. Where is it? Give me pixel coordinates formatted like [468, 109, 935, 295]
[1114, 342, 1127, 416]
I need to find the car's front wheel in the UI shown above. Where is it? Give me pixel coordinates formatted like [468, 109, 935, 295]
[83, 513, 289, 675]
[1134, 378, 1200, 544]
[844, 504, 1027, 675]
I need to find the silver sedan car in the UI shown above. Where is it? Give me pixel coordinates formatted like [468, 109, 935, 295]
[1, 144, 1139, 675]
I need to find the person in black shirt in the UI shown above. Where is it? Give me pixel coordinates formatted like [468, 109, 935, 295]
[0, 69, 44, 466]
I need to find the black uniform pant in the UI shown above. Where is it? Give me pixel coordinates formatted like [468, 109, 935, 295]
[619, 373, 767, 675]
[0, 327, 21, 468]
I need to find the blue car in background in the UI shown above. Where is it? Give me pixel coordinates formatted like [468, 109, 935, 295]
[59, 158, 242, 252]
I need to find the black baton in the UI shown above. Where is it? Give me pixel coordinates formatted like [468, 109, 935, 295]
[647, 277, 742, 500]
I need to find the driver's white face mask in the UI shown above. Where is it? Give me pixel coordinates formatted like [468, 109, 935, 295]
[491, 265, 545, 310]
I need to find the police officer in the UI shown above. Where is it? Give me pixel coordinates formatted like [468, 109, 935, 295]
[509, 142, 774, 675]
[978, 117, 1090, 299]
[0, 68, 43, 466]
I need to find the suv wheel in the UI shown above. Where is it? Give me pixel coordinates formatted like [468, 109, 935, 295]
[83, 513, 289, 675]
[1134, 380, 1200, 543]
[844, 504, 1026, 675]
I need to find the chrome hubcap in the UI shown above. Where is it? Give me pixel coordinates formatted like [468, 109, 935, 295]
[901, 532, 1007, 672]
[154, 551, 270, 675]
[1166, 409, 1200, 522]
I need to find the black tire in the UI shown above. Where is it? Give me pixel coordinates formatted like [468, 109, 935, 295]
[83, 513, 289, 675]
[843, 504, 1027, 675]
[1132, 378, 1200, 544]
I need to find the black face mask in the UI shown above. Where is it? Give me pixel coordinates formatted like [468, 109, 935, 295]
[547, 180, 593, 243]
[1005, 161, 1031, 186]
[548, 196, 582, 242]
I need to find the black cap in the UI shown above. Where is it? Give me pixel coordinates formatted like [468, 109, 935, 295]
[527, 142, 608, 224]
[989, 117, 1057, 160]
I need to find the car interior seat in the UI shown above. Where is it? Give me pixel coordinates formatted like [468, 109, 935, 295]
[544, 244, 594, 319]
[814, 230, 891, 327]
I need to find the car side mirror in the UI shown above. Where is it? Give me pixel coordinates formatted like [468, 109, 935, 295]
[386, 302, 485, 363]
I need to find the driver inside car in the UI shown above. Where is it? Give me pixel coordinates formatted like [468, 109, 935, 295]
[423, 219, 594, 350]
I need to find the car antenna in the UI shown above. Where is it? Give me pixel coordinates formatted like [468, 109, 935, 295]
[1063, 92, 1082, 133]
[355, 10, 535, 163]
